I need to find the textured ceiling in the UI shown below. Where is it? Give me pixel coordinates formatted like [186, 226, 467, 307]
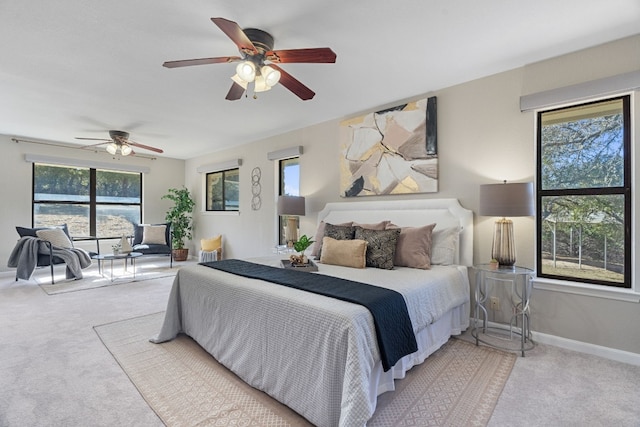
[1, 0, 639, 159]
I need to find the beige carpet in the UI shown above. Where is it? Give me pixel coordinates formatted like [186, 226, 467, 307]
[95, 312, 516, 426]
[37, 260, 182, 295]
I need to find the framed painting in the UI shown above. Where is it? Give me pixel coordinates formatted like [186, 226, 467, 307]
[339, 96, 437, 197]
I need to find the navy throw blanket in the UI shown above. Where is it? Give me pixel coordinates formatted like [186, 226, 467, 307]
[201, 259, 418, 371]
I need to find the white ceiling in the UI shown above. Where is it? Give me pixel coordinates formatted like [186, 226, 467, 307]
[2, 0, 639, 160]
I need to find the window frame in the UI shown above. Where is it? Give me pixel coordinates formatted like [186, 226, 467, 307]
[535, 95, 632, 289]
[205, 168, 240, 212]
[32, 163, 142, 238]
[278, 157, 300, 245]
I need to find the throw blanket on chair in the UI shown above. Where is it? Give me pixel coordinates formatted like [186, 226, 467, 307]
[8, 236, 92, 280]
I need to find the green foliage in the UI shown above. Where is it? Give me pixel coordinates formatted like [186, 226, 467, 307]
[293, 235, 314, 254]
[162, 187, 196, 249]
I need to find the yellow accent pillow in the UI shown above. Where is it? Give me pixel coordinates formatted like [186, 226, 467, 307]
[201, 235, 222, 252]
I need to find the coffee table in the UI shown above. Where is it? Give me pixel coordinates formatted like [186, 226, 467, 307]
[92, 252, 143, 281]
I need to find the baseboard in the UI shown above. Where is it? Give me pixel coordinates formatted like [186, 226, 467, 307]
[471, 318, 640, 366]
[532, 331, 640, 366]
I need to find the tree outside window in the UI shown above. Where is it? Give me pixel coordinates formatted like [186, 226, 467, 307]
[537, 96, 630, 288]
[206, 168, 239, 211]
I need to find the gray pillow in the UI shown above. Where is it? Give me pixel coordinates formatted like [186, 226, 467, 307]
[354, 226, 401, 270]
[317, 223, 355, 260]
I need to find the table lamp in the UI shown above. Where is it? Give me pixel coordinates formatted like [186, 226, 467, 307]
[277, 195, 306, 246]
[479, 181, 534, 266]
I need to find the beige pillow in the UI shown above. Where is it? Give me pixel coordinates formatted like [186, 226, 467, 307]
[142, 225, 167, 245]
[319, 237, 367, 268]
[36, 228, 73, 249]
[310, 221, 353, 257]
[393, 223, 436, 269]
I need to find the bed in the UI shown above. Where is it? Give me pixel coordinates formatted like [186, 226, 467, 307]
[151, 198, 473, 426]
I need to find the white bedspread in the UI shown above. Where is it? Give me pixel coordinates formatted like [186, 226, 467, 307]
[151, 257, 470, 427]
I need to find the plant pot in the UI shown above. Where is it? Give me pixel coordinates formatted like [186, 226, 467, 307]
[172, 248, 189, 262]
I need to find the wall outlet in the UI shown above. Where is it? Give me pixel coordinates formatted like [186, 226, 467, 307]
[489, 297, 500, 311]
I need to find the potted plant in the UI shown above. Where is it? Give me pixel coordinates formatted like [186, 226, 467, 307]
[162, 187, 196, 261]
[289, 235, 314, 265]
[489, 258, 499, 270]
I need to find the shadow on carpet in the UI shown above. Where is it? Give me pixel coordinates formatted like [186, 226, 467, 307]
[94, 312, 517, 426]
[37, 262, 182, 295]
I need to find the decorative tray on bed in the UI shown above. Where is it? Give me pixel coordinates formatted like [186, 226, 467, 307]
[280, 259, 319, 272]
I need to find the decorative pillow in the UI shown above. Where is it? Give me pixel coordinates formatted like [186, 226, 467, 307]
[431, 226, 460, 265]
[353, 221, 390, 230]
[36, 228, 73, 249]
[17, 224, 70, 238]
[394, 223, 436, 269]
[319, 237, 367, 268]
[201, 235, 222, 252]
[142, 225, 167, 245]
[354, 226, 401, 270]
[310, 221, 352, 257]
[316, 223, 356, 259]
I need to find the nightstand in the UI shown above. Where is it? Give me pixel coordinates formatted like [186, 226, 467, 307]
[472, 264, 535, 356]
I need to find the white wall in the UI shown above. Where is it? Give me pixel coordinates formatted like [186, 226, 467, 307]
[0, 134, 185, 270]
[186, 34, 640, 355]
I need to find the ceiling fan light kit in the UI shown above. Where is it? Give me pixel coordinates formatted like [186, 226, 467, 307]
[163, 17, 336, 101]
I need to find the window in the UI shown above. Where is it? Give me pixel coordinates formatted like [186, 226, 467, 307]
[33, 164, 142, 237]
[278, 157, 300, 245]
[537, 96, 631, 288]
[205, 168, 239, 211]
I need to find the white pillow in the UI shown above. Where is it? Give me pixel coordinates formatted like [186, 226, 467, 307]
[431, 226, 459, 265]
[36, 228, 73, 249]
[142, 225, 167, 245]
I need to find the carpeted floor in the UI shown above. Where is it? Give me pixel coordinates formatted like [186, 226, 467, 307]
[2, 265, 640, 426]
[94, 312, 516, 426]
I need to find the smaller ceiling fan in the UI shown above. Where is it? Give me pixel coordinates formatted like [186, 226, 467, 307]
[76, 130, 164, 156]
[163, 17, 337, 101]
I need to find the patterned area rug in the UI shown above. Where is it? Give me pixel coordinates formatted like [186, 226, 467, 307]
[95, 312, 516, 426]
[37, 261, 182, 295]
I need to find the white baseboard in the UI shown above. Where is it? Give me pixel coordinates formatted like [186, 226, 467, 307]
[471, 318, 640, 366]
[532, 330, 640, 366]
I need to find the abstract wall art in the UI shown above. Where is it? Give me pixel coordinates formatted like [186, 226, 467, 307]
[339, 96, 437, 197]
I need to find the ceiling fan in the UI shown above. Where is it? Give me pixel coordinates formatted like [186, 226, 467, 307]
[76, 130, 164, 156]
[163, 17, 337, 101]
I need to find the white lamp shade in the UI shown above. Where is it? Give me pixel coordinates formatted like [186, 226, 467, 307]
[261, 65, 281, 87]
[236, 61, 256, 82]
[120, 144, 133, 156]
[253, 75, 271, 93]
[106, 143, 118, 155]
[231, 74, 248, 89]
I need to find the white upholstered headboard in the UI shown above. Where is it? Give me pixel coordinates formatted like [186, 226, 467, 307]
[317, 198, 474, 267]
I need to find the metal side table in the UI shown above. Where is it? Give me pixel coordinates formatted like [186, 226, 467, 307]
[472, 264, 535, 356]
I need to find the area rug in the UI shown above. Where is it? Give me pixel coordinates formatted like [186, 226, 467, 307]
[94, 313, 516, 426]
[37, 261, 184, 295]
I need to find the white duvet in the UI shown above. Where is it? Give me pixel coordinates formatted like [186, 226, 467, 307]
[151, 257, 470, 426]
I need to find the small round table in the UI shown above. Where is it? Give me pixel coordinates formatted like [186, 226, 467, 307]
[92, 252, 142, 281]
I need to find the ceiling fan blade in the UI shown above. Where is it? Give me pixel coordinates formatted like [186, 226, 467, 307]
[79, 141, 110, 149]
[127, 140, 164, 154]
[163, 56, 241, 68]
[269, 64, 315, 101]
[225, 82, 246, 101]
[266, 48, 337, 63]
[211, 17, 258, 55]
[75, 137, 111, 141]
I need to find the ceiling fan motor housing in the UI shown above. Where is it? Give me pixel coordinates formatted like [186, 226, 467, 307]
[109, 130, 130, 141]
[242, 28, 274, 54]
